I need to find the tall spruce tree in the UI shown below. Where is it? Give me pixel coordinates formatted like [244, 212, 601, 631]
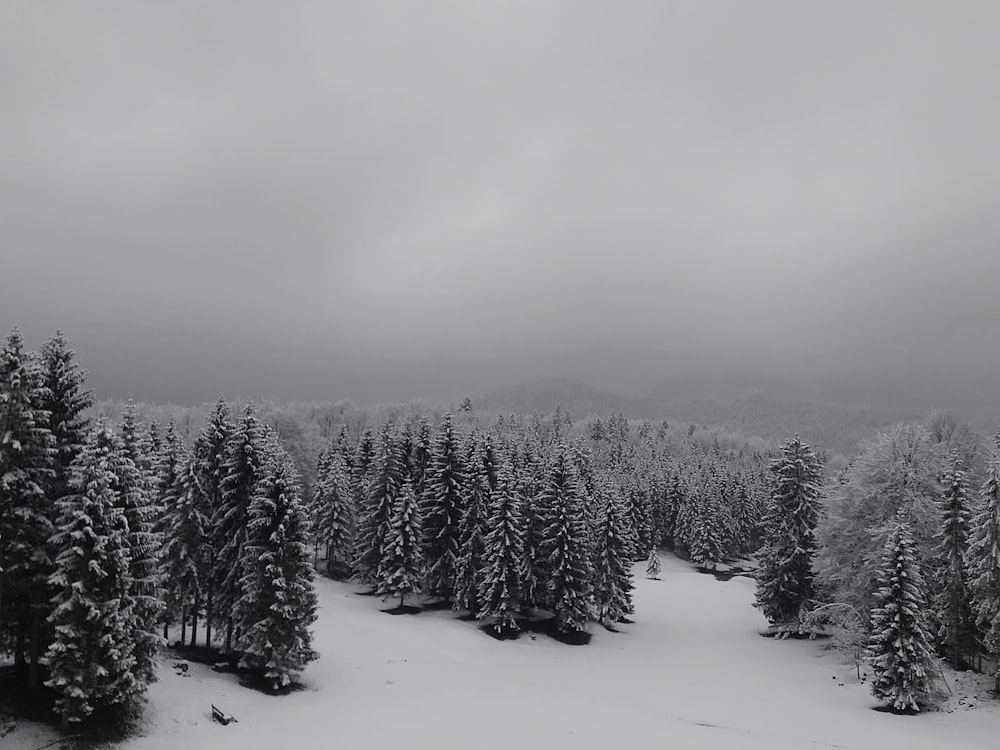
[538, 444, 593, 633]
[213, 402, 266, 649]
[118, 403, 163, 686]
[755, 435, 823, 634]
[933, 456, 973, 669]
[153, 418, 187, 638]
[45, 425, 142, 727]
[376, 480, 423, 608]
[314, 449, 355, 578]
[592, 480, 635, 627]
[161, 456, 207, 646]
[355, 423, 403, 587]
[422, 414, 466, 602]
[0, 327, 55, 689]
[191, 397, 233, 646]
[478, 459, 527, 633]
[866, 517, 937, 713]
[234, 446, 318, 690]
[453, 434, 490, 615]
[967, 450, 1000, 687]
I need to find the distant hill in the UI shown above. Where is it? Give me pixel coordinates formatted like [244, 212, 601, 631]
[473, 378, 664, 420]
[474, 378, 913, 455]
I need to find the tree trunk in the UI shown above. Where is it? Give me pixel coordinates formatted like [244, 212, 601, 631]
[191, 592, 200, 647]
[14, 624, 27, 682]
[205, 583, 213, 649]
[225, 618, 233, 652]
[27, 591, 43, 692]
[180, 605, 187, 646]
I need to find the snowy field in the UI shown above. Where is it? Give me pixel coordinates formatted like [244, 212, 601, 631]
[8, 555, 999, 750]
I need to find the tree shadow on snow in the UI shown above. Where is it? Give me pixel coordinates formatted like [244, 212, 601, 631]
[382, 604, 423, 616]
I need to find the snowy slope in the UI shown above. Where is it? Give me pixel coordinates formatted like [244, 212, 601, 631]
[9, 555, 999, 750]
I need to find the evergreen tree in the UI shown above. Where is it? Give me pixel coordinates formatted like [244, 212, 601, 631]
[538, 444, 593, 633]
[314, 449, 355, 578]
[37, 329, 92, 527]
[0, 327, 55, 689]
[422, 414, 466, 601]
[191, 397, 234, 646]
[646, 547, 662, 579]
[866, 517, 937, 713]
[688, 484, 729, 567]
[967, 451, 1000, 687]
[45, 425, 141, 726]
[478, 460, 527, 633]
[517, 440, 546, 610]
[592, 480, 635, 627]
[215, 403, 267, 649]
[161, 456, 207, 646]
[355, 423, 403, 586]
[933, 456, 973, 669]
[376, 480, 423, 607]
[234, 447, 318, 690]
[153, 418, 188, 638]
[755, 435, 823, 634]
[118, 402, 163, 686]
[453, 435, 490, 614]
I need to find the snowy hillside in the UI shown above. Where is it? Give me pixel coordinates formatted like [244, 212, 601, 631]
[9, 556, 998, 750]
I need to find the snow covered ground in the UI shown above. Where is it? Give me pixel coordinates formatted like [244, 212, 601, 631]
[8, 555, 999, 750]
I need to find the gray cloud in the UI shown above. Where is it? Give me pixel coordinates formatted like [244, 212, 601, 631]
[3, 2, 999, 408]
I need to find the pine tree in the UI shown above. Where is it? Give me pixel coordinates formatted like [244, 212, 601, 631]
[191, 397, 234, 646]
[538, 444, 593, 633]
[755, 435, 823, 634]
[45, 425, 141, 726]
[866, 517, 937, 713]
[478, 459, 526, 633]
[214, 403, 266, 648]
[117, 402, 163, 686]
[0, 327, 55, 689]
[646, 547, 662, 579]
[161, 456, 207, 646]
[376, 480, 423, 607]
[355, 423, 403, 586]
[592, 480, 635, 627]
[518, 439, 547, 610]
[422, 414, 466, 602]
[453, 435, 490, 615]
[688, 484, 729, 567]
[967, 451, 1000, 687]
[933, 456, 973, 669]
[313, 449, 355, 578]
[234, 447, 318, 690]
[153, 418, 187, 637]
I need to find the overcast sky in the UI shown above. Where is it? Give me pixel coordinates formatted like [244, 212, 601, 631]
[2, 2, 999, 406]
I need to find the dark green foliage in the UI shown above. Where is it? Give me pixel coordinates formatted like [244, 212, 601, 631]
[866, 518, 937, 713]
[755, 435, 823, 633]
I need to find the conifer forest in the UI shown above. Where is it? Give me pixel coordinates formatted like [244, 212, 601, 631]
[3, 328, 1000, 742]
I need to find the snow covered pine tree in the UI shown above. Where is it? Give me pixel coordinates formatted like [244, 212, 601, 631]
[866, 516, 937, 713]
[755, 435, 823, 636]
